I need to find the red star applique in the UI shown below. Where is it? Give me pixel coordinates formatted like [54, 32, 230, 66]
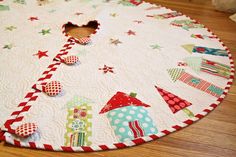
[126, 30, 136, 35]
[28, 17, 39, 21]
[99, 65, 114, 74]
[33, 50, 48, 59]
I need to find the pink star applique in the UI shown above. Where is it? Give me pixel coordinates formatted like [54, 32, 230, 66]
[28, 17, 39, 21]
[99, 65, 114, 74]
[126, 30, 136, 36]
[33, 50, 48, 59]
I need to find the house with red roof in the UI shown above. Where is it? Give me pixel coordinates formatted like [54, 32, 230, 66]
[99, 92, 158, 142]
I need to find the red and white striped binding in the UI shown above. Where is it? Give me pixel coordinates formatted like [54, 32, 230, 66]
[0, 3, 234, 152]
[1, 37, 76, 134]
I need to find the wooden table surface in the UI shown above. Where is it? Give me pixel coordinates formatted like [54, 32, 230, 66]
[1, 0, 236, 156]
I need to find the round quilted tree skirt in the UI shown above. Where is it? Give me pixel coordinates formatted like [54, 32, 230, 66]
[0, 0, 234, 152]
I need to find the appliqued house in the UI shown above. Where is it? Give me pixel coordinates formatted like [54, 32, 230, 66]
[64, 96, 93, 147]
[99, 92, 158, 142]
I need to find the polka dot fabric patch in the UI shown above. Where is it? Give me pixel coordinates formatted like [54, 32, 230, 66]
[44, 81, 62, 96]
[107, 106, 158, 142]
[15, 123, 38, 138]
[155, 86, 192, 113]
[64, 56, 79, 65]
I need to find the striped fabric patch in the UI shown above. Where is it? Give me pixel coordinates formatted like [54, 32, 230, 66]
[78, 132, 85, 146]
[70, 132, 85, 147]
[167, 68, 185, 82]
[191, 34, 217, 40]
[178, 72, 224, 98]
[129, 120, 144, 138]
[201, 59, 231, 79]
[147, 11, 182, 19]
[70, 133, 77, 147]
[184, 57, 202, 73]
[170, 19, 204, 31]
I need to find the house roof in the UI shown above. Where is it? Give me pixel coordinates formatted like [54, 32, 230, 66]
[99, 92, 150, 114]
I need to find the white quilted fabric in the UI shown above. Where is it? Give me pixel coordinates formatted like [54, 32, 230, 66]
[0, 0, 233, 150]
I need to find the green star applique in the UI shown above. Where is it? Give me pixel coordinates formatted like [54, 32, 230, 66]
[150, 44, 162, 50]
[3, 44, 13, 49]
[110, 39, 122, 46]
[39, 29, 51, 35]
[5, 26, 17, 31]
